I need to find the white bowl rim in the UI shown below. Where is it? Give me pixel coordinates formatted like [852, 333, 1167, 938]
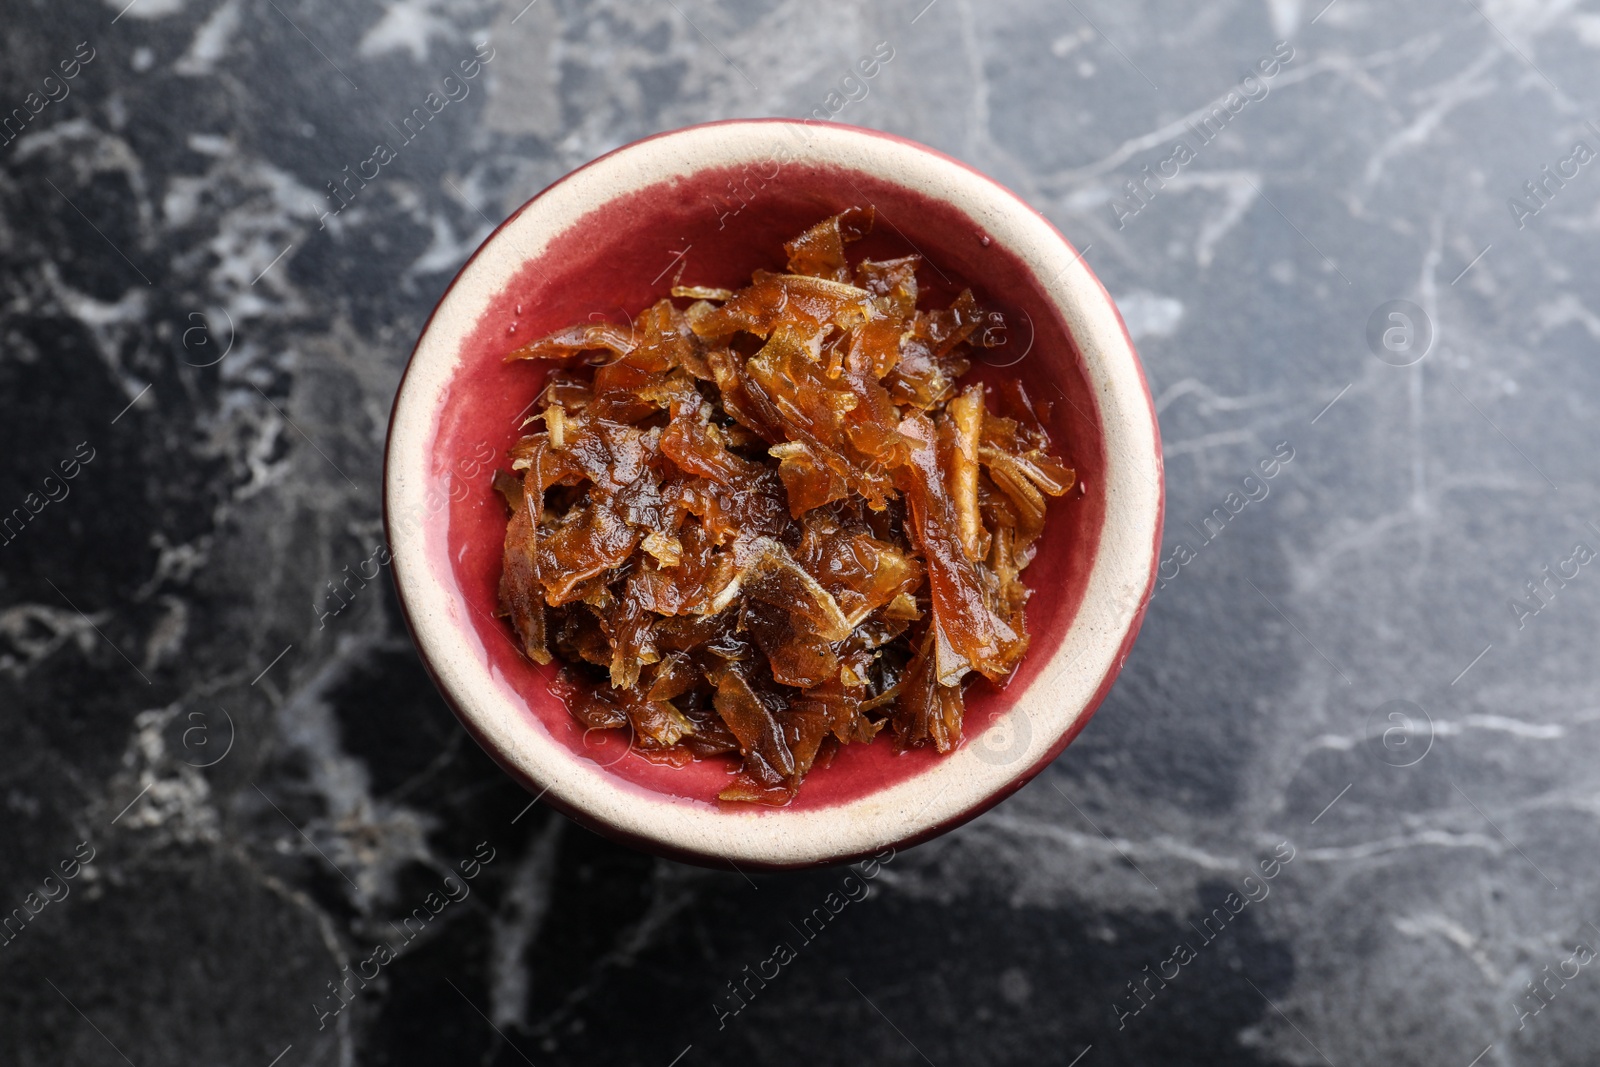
[385, 119, 1163, 868]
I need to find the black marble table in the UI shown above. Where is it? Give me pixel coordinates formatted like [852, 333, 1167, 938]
[5, 0, 1600, 1063]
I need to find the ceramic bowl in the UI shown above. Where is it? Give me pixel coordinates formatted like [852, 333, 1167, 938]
[384, 119, 1163, 869]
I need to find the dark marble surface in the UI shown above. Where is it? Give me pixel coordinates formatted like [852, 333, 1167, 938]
[5, 0, 1600, 1063]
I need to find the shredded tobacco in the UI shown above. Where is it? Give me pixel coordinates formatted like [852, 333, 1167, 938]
[495, 208, 1074, 804]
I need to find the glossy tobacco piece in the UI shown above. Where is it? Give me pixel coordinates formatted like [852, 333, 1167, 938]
[494, 210, 1073, 803]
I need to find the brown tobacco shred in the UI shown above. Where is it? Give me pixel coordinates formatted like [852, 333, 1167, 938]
[495, 209, 1074, 804]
